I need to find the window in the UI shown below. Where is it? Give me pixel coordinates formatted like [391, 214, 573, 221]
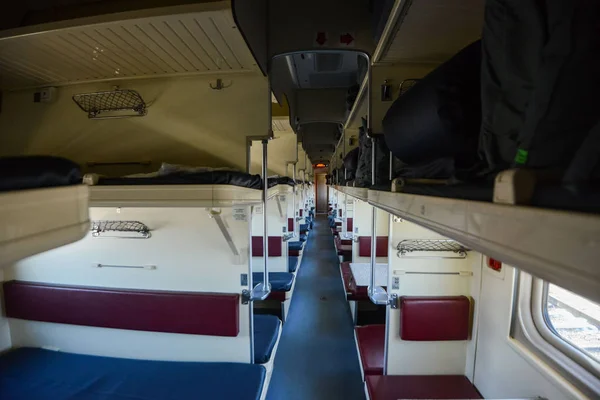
[512, 273, 600, 397]
[544, 283, 600, 363]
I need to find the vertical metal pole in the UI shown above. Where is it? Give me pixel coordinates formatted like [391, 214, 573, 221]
[389, 150, 393, 181]
[262, 139, 270, 290]
[343, 125, 347, 185]
[304, 153, 308, 210]
[292, 164, 297, 237]
[246, 140, 252, 174]
[369, 137, 377, 298]
[247, 204, 254, 363]
[344, 192, 348, 233]
[382, 214, 392, 375]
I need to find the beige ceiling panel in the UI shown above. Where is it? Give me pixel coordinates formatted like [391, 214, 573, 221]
[0, 7, 259, 90]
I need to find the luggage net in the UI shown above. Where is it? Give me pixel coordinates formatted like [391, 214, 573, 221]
[91, 220, 151, 238]
[397, 239, 468, 258]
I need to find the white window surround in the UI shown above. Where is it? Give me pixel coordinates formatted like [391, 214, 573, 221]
[512, 272, 600, 398]
[542, 284, 600, 366]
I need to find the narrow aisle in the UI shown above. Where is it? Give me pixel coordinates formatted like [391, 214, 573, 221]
[267, 215, 365, 400]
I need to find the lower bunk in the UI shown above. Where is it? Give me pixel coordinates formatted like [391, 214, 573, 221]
[365, 375, 482, 400]
[0, 347, 267, 400]
[1, 281, 283, 400]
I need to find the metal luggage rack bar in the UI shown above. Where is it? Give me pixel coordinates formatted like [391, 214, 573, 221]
[397, 239, 469, 259]
[91, 220, 151, 239]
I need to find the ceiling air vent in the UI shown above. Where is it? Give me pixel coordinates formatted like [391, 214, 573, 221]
[314, 53, 343, 72]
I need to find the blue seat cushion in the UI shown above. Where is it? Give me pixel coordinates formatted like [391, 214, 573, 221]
[299, 234, 308, 242]
[253, 315, 281, 364]
[288, 241, 303, 251]
[252, 272, 294, 292]
[0, 348, 265, 400]
[288, 256, 299, 273]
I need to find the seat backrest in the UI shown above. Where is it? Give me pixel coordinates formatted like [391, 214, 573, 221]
[400, 296, 473, 341]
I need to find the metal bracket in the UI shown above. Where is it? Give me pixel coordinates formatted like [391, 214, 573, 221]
[241, 282, 272, 304]
[368, 287, 398, 308]
[276, 195, 284, 218]
[388, 293, 398, 309]
[207, 209, 239, 256]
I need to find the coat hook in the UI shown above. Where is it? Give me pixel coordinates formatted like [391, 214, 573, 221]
[210, 79, 232, 90]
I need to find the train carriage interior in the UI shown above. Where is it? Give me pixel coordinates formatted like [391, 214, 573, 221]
[0, 0, 599, 399]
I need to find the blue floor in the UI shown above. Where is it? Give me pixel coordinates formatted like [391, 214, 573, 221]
[267, 215, 366, 400]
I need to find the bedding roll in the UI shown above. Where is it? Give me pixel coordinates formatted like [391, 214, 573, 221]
[0, 156, 81, 192]
[382, 40, 481, 172]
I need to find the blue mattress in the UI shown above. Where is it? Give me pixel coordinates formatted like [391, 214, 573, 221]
[252, 272, 294, 292]
[288, 241, 303, 251]
[253, 315, 281, 364]
[0, 347, 266, 400]
[288, 256, 299, 273]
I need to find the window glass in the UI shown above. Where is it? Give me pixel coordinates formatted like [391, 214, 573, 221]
[545, 284, 600, 363]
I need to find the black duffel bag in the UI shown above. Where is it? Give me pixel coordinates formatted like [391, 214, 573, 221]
[355, 119, 391, 187]
[382, 40, 482, 176]
[344, 147, 359, 176]
[479, 0, 600, 180]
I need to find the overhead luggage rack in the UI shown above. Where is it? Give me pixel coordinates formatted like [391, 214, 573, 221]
[91, 220, 151, 239]
[73, 89, 147, 119]
[397, 239, 468, 258]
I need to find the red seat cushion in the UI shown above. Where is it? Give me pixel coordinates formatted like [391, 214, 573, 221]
[366, 375, 482, 399]
[400, 296, 472, 341]
[358, 236, 388, 257]
[355, 325, 385, 376]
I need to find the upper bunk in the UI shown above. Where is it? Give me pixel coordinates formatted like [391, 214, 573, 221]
[0, 156, 89, 268]
[335, 185, 368, 203]
[84, 166, 279, 208]
[0, 1, 273, 199]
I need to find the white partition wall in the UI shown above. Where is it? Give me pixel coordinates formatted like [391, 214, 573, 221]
[352, 200, 390, 264]
[343, 194, 354, 234]
[252, 187, 291, 273]
[385, 218, 482, 375]
[5, 206, 255, 363]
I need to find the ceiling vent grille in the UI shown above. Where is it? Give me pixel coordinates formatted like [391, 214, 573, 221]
[314, 53, 343, 72]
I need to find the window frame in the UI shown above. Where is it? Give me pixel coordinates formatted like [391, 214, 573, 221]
[514, 272, 600, 396]
[539, 282, 600, 371]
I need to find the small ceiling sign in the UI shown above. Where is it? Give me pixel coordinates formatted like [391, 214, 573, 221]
[339, 32, 355, 47]
[314, 31, 329, 47]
